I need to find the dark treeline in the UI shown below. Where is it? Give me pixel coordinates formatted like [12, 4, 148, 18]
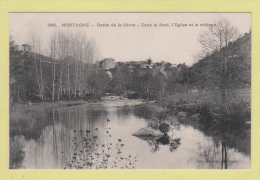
[10, 28, 251, 106]
[10, 30, 107, 104]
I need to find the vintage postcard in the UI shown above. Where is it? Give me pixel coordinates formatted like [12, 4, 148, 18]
[8, 12, 251, 170]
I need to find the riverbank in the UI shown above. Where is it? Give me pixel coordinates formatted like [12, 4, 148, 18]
[133, 88, 251, 155]
[160, 87, 250, 107]
[10, 99, 87, 138]
[9, 99, 92, 168]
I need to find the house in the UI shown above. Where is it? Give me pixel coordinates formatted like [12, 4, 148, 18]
[22, 44, 31, 52]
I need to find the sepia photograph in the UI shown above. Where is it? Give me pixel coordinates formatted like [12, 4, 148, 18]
[9, 13, 251, 169]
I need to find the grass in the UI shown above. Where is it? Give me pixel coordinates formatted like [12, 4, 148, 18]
[133, 103, 164, 119]
[161, 87, 250, 109]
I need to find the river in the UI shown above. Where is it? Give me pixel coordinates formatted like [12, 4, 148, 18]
[10, 97, 250, 169]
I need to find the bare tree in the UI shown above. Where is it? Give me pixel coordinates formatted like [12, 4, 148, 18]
[198, 17, 239, 106]
[57, 30, 66, 100]
[50, 32, 58, 101]
[30, 31, 44, 100]
[65, 30, 71, 98]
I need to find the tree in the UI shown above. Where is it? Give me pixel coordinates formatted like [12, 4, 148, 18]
[150, 72, 167, 103]
[30, 31, 45, 100]
[87, 69, 110, 99]
[49, 32, 58, 101]
[198, 17, 239, 106]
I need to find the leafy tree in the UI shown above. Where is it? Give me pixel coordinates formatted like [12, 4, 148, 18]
[149, 72, 167, 102]
[88, 69, 111, 99]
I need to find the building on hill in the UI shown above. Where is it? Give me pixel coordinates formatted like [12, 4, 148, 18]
[98, 58, 115, 70]
[22, 44, 31, 52]
[140, 64, 147, 69]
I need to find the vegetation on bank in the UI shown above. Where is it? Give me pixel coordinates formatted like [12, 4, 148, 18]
[133, 98, 250, 155]
[10, 100, 86, 139]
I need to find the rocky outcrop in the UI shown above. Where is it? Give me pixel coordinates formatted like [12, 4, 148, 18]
[132, 127, 163, 137]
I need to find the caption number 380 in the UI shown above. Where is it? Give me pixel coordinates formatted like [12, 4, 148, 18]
[47, 23, 57, 27]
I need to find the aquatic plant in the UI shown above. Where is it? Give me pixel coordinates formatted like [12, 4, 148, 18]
[64, 121, 138, 169]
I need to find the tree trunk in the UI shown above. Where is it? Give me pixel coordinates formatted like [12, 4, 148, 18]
[52, 60, 55, 101]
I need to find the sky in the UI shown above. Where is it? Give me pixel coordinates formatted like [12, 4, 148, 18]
[9, 13, 251, 65]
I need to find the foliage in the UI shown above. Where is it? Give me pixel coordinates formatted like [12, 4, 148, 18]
[197, 103, 213, 124]
[133, 104, 163, 119]
[9, 31, 104, 104]
[197, 18, 250, 106]
[64, 123, 138, 169]
[158, 123, 170, 133]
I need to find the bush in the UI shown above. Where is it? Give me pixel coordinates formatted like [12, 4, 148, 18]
[127, 92, 139, 99]
[159, 123, 170, 133]
[133, 104, 162, 119]
[155, 109, 168, 120]
[197, 103, 213, 124]
[148, 117, 160, 130]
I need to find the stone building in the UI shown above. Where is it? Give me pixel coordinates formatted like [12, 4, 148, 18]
[98, 58, 115, 70]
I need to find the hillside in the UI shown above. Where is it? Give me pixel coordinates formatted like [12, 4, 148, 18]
[189, 31, 251, 90]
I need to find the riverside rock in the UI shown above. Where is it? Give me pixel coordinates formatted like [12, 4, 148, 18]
[132, 127, 163, 137]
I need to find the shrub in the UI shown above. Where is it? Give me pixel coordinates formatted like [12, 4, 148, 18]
[197, 103, 213, 124]
[133, 104, 162, 119]
[155, 109, 168, 120]
[159, 123, 170, 133]
[148, 117, 160, 129]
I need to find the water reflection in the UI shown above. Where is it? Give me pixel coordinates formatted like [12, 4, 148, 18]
[145, 135, 181, 153]
[10, 99, 250, 169]
[180, 116, 250, 169]
[9, 136, 25, 169]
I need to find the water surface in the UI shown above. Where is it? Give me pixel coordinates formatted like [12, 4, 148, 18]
[11, 98, 250, 169]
